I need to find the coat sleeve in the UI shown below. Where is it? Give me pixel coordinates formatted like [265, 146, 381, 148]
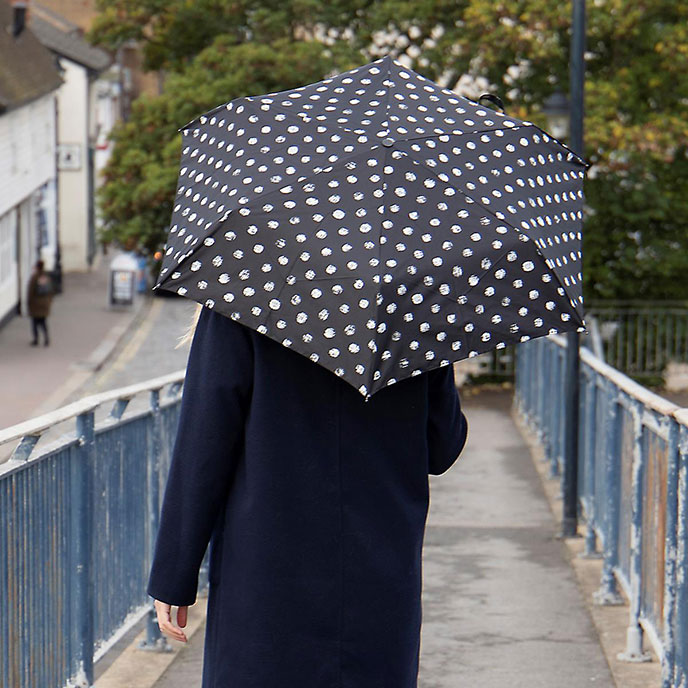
[146, 307, 254, 606]
[426, 365, 468, 476]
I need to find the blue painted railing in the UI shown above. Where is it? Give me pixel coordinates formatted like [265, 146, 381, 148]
[0, 370, 208, 688]
[515, 335, 688, 688]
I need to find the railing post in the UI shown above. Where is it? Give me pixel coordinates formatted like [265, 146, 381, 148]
[672, 424, 688, 688]
[582, 372, 602, 557]
[72, 411, 95, 687]
[618, 399, 652, 662]
[549, 346, 564, 479]
[594, 384, 623, 605]
[139, 389, 171, 652]
[661, 420, 680, 688]
[545, 344, 558, 465]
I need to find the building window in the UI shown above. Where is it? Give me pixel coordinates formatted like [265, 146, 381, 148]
[0, 211, 16, 286]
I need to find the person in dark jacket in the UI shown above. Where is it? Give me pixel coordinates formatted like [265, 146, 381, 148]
[147, 305, 468, 688]
[27, 260, 53, 347]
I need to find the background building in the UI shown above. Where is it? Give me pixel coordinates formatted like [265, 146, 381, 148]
[0, 0, 62, 324]
[35, 0, 162, 118]
[29, 3, 117, 272]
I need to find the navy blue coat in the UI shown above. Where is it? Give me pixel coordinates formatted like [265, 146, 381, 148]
[147, 306, 468, 687]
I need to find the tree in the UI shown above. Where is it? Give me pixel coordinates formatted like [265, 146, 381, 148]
[350, 0, 688, 301]
[93, 0, 688, 300]
[96, 37, 357, 260]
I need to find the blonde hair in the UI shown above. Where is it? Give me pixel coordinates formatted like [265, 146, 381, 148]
[176, 303, 203, 348]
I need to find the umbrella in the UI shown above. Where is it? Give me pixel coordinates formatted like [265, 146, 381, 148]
[154, 55, 588, 398]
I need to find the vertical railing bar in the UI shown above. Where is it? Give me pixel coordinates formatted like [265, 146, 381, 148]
[660, 420, 680, 688]
[673, 424, 688, 688]
[556, 346, 566, 477]
[28, 465, 36, 687]
[618, 400, 652, 662]
[72, 411, 95, 686]
[593, 381, 624, 606]
[19, 473, 27, 686]
[108, 398, 130, 421]
[138, 389, 170, 652]
[10, 434, 41, 462]
[583, 368, 601, 557]
[1, 479, 8, 687]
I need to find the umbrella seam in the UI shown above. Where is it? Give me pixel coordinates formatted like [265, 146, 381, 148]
[399, 124, 528, 143]
[446, 240, 577, 323]
[394, 151, 585, 320]
[399, 123, 589, 168]
[370, 58, 396, 382]
[157, 147, 378, 291]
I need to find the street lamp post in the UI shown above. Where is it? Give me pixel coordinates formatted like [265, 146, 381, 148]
[542, 0, 586, 538]
[561, 0, 586, 539]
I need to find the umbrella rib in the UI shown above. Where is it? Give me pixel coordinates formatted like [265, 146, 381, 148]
[370, 60, 396, 380]
[159, 147, 379, 288]
[425, 246, 578, 343]
[398, 123, 586, 167]
[397, 151, 584, 320]
[371, 143, 390, 381]
[399, 124, 528, 143]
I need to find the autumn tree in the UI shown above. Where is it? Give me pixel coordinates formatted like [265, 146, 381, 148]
[92, 0, 688, 299]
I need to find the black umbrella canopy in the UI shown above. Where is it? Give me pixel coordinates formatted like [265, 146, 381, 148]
[155, 55, 587, 397]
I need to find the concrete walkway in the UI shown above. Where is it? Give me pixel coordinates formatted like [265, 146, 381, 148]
[147, 390, 614, 688]
[0, 251, 147, 431]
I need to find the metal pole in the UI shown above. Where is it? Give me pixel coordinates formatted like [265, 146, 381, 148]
[562, 0, 585, 538]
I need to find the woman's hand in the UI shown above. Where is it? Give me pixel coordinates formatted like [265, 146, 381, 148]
[154, 599, 189, 643]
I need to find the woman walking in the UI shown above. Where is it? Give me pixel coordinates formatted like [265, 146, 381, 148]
[147, 305, 468, 687]
[27, 260, 53, 347]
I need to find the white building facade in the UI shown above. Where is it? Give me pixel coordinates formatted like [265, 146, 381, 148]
[30, 2, 116, 273]
[0, 0, 61, 324]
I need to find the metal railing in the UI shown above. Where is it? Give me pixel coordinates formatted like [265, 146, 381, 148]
[586, 301, 688, 379]
[0, 370, 205, 688]
[515, 335, 688, 688]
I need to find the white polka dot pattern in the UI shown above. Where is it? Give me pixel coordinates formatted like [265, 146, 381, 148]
[155, 55, 587, 398]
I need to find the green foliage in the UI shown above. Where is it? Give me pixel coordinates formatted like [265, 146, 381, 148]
[93, 0, 688, 299]
[584, 148, 688, 299]
[97, 38, 352, 258]
[352, 0, 688, 300]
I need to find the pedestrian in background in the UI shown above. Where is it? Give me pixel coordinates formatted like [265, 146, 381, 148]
[27, 260, 53, 347]
[147, 304, 469, 687]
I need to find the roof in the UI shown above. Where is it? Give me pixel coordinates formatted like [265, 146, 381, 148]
[29, 3, 111, 72]
[0, 0, 62, 111]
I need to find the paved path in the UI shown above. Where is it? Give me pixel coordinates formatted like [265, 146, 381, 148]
[1, 287, 616, 686]
[0, 252, 143, 430]
[150, 389, 614, 688]
[85, 301, 615, 687]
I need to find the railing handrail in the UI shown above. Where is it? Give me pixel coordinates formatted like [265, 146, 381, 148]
[516, 333, 688, 686]
[549, 334, 685, 420]
[0, 369, 186, 446]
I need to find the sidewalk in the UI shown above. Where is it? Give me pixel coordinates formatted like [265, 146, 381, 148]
[103, 390, 617, 688]
[0, 252, 148, 430]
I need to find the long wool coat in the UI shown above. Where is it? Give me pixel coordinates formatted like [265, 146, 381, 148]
[147, 306, 468, 688]
[27, 272, 53, 318]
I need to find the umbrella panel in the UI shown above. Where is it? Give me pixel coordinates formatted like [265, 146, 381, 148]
[160, 144, 581, 396]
